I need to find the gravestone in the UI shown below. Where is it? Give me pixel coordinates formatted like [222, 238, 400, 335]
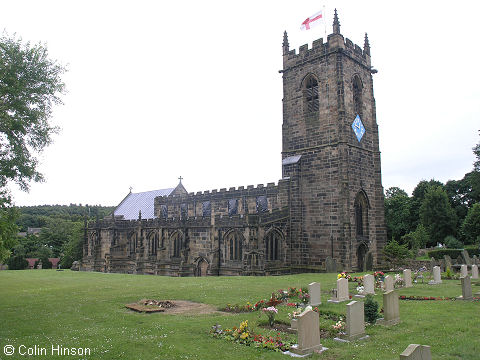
[460, 264, 468, 278]
[461, 249, 471, 266]
[444, 255, 452, 270]
[384, 275, 394, 292]
[473, 255, 478, 265]
[458, 276, 473, 301]
[379, 290, 400, 325]
[428, 266, 442, 285]
[403, 269, 412, 288]
[363, 274, 375, 295]
[471, 264, 479, 279]
[329, 278, 349, 303]
[290, 318, 298, 331]
[365, 251, 373, 271]
[326, 257, 337, 273]
[289, 309, 324, 355]
[399, 344, 432, 360]
[309, 282, 321, 307]
[429, 257, 436, 272]
[456, 255, 463, 264]
[345, 301, 366, 341]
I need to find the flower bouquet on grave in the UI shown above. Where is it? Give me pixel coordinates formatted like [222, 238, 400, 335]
[356, 285, 365, 295]
[262, 306, 278, 327]
[337, 272, 352, 281]
[394, 273, 404, 288]
[332, 318, 346, 336]
[353, 276, 364, 285]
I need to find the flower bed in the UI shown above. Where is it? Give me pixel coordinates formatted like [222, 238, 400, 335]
[399, 295, 480, 301]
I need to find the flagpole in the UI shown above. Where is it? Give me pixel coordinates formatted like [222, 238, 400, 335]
[323, 4, 327, 41]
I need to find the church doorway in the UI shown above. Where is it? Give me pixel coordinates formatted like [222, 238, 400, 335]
[197, 259, 208, 277]
[357, 243, 368, 271]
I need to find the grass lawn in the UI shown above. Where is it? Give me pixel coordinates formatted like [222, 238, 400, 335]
[0, 270, 479, 359]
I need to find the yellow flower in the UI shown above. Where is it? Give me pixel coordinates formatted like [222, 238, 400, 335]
[240, 332, 249, 340]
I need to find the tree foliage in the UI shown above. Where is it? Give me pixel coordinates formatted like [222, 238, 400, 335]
[420, 186, 457, 245]
[0, 201, 19, 263]
[383, 238, 411, 266]
[0, 32, 66, 192]
[384, 187, 411, 241]
[461, 203, 480, 245]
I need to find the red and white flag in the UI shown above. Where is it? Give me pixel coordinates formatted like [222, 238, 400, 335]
[300, 10, 324, 31]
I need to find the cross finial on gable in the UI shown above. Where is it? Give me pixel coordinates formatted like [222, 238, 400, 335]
[129, 186, 133, 193]
[178, 176, 183, 184]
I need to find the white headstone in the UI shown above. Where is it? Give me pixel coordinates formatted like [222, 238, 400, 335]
[290, 309, 323, 355]
[403, 269, 412, 288]
[472, 264, 479, 279]
[433, 266, 442, 284]
[363, 274, 375, 294]
[384, 275, 394, 292]
[460, 264, 468, 278]
[309, 282, 321, 306]
[345, 301, 365, 340]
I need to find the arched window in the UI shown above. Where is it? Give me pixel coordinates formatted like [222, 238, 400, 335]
[353, 75, 363, 117]
[225, 231, 243, 261]
[354, 191, 369, 237]
[265, 229, 283, 261]
[171, 231, 182, 258]
[304, 75, 319, 113]
[148, 232, 158, 256]
[128, 232, 137, 255]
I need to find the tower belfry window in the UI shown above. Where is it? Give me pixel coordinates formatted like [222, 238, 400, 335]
[353, 75, 363, 117]
[304, 76, 319, 113]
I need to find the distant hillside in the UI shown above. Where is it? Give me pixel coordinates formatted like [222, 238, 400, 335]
[16, 204, 115, 231]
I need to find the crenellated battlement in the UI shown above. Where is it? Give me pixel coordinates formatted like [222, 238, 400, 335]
[283, 33, 371, 70]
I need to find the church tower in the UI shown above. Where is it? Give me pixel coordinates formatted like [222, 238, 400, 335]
[281, 10, 386, 271]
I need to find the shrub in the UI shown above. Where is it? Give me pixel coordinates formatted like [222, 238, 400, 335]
[383, 238, 411, 266]
[444, 235, 463, 249]
[7, 255, 28, 270]
[364, 294, 379, 324]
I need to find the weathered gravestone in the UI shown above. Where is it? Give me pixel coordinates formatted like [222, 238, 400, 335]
[325, 257, 337, 273]
[460, 264, 468, 278]
[309, 282, 321, 307]
[384, 275, 394, 292]
[378, 290, 400, 325]
[471, 264, 479, 279]
[456, 255, 463, 264]
[428, 266, 442, 285]
[363, 274, 375, 295]
[328, 278, 349, 303]
[403, 269, 412, 288]
[444, 255, 452, 270]
[473, 255, 478, 265]
[458, 276, 473, 301]
[399, 344, 432, 360]
[461, 249, 471, 266]
[365, 252, 373, 271]
[289, 309, 325, 355]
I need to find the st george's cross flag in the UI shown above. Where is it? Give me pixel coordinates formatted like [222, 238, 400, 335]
[300, 10, 324, 31]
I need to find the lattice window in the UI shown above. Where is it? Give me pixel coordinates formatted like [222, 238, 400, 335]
[228, 199, 238, 216]
[225, 231, 243, 261]
[304, 75, 319, 113]
[265, 230, 282, 261]
[354, 192, 369, 237]
[256, 196, 268, 213]
[202, 201, 211, 217]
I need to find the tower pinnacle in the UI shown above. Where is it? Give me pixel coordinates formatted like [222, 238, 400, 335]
[282, 31, 289, 55]
[333, 8, 341, 34]
[364, 33, 370, 55]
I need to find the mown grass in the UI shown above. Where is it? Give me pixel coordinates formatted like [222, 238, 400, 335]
[0, 270, 479, 359]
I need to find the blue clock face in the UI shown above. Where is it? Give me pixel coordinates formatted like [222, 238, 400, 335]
[352, 115, 365, 142]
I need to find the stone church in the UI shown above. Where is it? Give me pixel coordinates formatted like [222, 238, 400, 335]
[81, 11, 387, 276]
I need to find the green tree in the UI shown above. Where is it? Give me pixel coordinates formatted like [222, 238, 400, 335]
[37, 218, 75, 257]
[420, 186, 457, 246]
[384, 187, 411, 242]
[461, 203, 480, 245]
[0, 200, 19, 263]
[410, 179, 444, 232]
[473, 130, 480, 172]
[60, 221, 84, 268]
[383, 238, 411, 266]
[0, 32, 66, 262]
[402, 223, 430, 252]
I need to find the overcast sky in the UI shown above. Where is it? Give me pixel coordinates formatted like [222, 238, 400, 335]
[2, 1, 479, 207]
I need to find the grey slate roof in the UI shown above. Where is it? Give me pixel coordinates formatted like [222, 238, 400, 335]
[282, 155, 302, 165]
[113, 188, 174, 220]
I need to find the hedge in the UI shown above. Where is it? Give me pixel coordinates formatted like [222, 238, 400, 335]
[428, 248, 480, 260]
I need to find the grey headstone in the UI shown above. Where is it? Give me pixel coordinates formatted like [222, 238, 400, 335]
[472, 264, 479, 279]
[326, 256, 337, 273]
[460, 264, 468, 278]
[461, 249, 471, 266]
[290, 309, 323, 355]
[403, 269, 412, 288]
[363, 274, 375, 294]
[399, 344, 432, 360]
[473, 255, 478, 265]
[432, 266, 442, 284]
[444, 255, 452, 270]
[381, 290, 400, 325]
[365, 252, 373, 271]
[384, 275, 394, 292]
[309, 282, 321, 307]
[345, 301, 365, 340]
[460, 276, 473, 301]
[456, 255, 464, 264]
